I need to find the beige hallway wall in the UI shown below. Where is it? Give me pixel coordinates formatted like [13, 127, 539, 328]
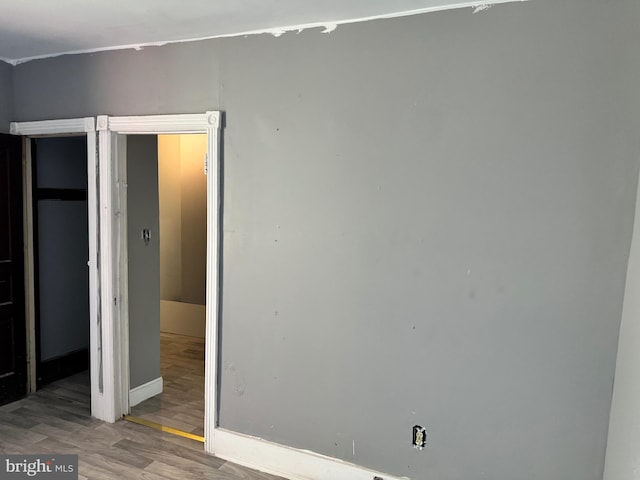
[158, 134, 207, 338]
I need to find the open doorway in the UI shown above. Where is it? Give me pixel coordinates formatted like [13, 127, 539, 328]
[31, 137, 90, 390]
[9, 117, 100, 418]
[123, 134, 208, 441]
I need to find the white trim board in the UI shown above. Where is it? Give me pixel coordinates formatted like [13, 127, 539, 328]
[214, 429, 410, 480]
[11, 118, 95, 136]
[96, 124, 121, 422]
[129, 377, 163, 407]
[98, 113, 219, 134]
[97, 113, 221, 439]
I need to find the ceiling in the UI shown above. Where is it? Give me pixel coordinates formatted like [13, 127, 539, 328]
[0, 0, 520, 65]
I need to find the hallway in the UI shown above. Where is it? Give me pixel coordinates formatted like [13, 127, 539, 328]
[131, 332, 205, 437]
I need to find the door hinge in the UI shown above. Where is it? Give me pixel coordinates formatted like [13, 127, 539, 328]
[204, 153, 208, 175]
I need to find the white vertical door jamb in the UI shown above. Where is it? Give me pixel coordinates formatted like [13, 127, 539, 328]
[114, 133, 130, 417]
[86, 128, 102, 419]
[204, 113, 221, 453]
[96, 117, 121, 422]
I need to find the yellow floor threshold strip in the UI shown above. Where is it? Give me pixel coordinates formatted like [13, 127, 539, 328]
[123, 415, 205, 443]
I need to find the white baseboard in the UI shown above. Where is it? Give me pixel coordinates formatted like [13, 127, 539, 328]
[160, 300, 205, 338]
[212, 428, 409, 480]
[129, 376, 163, 407]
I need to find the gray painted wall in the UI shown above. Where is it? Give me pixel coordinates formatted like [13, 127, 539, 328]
[37, 202, 89, 361]
[10, 0, 640, 477]
[157, 135, 207, 305]
[179, 135, 207, 305]
[35, 137, 89, 362]
[217, 4, 640, 477]
[158, 135, 182, 301]
[127, 135, 161, 389]
[12, 42, 219, 121]
[35, 136, 88, 189]
[0, 62, 13, 133]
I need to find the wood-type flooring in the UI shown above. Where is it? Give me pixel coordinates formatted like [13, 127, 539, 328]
[0, 336, 285, 480]
[131, 332, 205, 437]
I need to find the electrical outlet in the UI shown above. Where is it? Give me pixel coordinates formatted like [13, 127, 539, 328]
[412, 425, 427, 450]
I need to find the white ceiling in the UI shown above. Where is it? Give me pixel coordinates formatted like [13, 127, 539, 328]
[0, 0, 521, 65]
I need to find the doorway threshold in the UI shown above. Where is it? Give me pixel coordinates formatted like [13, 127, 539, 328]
[123, 414, 205, 443]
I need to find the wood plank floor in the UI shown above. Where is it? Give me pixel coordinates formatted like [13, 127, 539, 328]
[0, 362, 286, 479]
[131, 332, 205, 436]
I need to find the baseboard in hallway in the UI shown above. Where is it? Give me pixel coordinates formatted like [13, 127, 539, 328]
[130, 332, 205, 436]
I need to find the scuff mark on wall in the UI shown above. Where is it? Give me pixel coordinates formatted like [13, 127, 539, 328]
[254, 1, 521, 41]
[270, 28, 287, 38]
[267, 22, 334, 37]
[473, 4, 493, 13]
[268, 23, 335, 37]
[322, 23, 338, 34]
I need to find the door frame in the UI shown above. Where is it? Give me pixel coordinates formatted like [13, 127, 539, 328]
[97, 112, 221, 452]
[9, 118, 99, 407]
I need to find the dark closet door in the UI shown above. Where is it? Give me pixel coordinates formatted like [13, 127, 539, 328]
[0, 134, 27, 406]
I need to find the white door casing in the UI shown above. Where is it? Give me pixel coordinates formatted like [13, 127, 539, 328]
[8, 118, 104, 418]
[96, 113, 221, 451]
